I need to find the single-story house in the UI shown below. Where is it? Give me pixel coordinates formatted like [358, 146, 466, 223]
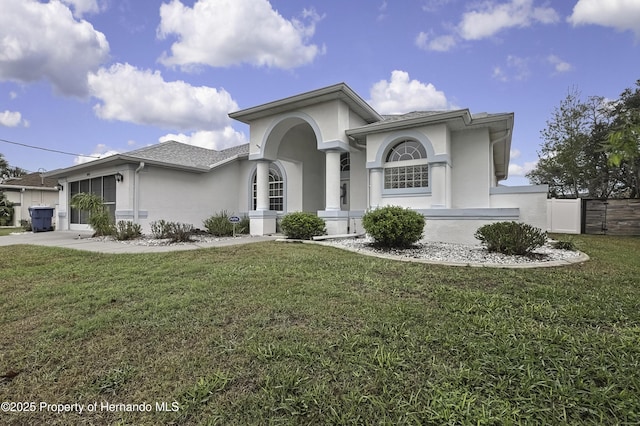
[46, 83, 548, 244]
[0, 172, 59, 227]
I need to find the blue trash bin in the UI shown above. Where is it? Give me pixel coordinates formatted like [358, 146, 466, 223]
[28, 206, 55, 232]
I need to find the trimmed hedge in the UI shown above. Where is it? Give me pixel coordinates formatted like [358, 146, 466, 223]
[362, 206, 425, 248]
[474, 221, 547, 255]
[281, 212, 326, 240]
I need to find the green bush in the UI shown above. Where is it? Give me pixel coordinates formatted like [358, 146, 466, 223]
[475, 221, 547, 255]
[0, 192, 14, 226]
[70, 193, 114, 237]
[150, 220, 194, 242]
[150, 220, 170, 239]
[114, 220, 142, 241]
[362, 206, 425, 248]
[204, 211, 234, 236]
[280, 212, 325, 240]
[553, 239, 576, 251]
[203, 210, 249, 236]
[168, 222, 194, 242]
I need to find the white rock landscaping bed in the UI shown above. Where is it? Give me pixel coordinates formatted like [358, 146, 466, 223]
[318, 236, 588, 268]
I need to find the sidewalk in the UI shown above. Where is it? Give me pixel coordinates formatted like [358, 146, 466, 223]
[0, 231, 279, 254]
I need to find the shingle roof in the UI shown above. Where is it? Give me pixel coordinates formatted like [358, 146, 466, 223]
[380, 111, 449, 122]
[125, 141, 249, 169]
[1, 172, 57, 188]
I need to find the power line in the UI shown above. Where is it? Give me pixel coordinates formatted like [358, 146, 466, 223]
[0, 137, 101, 158]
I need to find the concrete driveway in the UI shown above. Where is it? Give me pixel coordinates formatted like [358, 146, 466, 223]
[0, 230, 278, 254]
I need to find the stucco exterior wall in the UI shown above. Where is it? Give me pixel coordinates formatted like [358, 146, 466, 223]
[137, 163, 243, 233]
[451, 128, 491, 208]
[490, 185, 549, 231]
[4, 189, 58, 227]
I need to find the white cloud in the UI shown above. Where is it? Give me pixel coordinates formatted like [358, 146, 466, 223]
[492, 55, 530, 82]
[568, 0, 640, 37]
[0, 110, 25, 127]
[415, 32, 457, 52]
[60, 0, 105, 17]
[368, 70, 454, 114]
[509, 148, 537, 176]
[88, 63, 238, 131]
[0, 0, 109, 97]
[74, 144, 120, 165]
[509, 159, 537, 176]
[417, 0, 559, 52]
[159, 128, 248, 151]
[157, 0, 324, 69]
[547, 55, 573, 73]
[458, 0, 559, 40]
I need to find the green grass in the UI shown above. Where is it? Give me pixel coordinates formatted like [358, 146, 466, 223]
[0, 227, 21, 236]
[1, 235, 639, 425]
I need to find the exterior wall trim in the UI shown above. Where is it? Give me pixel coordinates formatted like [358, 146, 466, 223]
[490, 184, 549, 195]
[416, 208, 520, 220]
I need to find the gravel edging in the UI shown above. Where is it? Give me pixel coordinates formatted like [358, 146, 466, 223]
[280, 236, 589, 269]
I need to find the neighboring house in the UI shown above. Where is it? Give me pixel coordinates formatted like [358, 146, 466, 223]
[46, 83, 548, 244]
[0, 172, 60, 227]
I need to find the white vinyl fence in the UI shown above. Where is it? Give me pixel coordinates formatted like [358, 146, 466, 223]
[547, 198, 581, 234]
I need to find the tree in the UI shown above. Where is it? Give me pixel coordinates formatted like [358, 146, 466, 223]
[604, 80, 640, 198]
[0, 153, 27, 182]
[527, 88, 625, 198]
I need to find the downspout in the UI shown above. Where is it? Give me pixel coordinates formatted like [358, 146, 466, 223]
[134, 162, 145, 223]
[490, 129, 511, 185]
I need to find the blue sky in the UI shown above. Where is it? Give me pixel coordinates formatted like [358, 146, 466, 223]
[1, 0, 639, 185]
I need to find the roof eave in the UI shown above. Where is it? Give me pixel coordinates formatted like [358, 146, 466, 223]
[44, 155, 210, 179]
[229, 83, 382, 124]
[346, 109, 473, 138]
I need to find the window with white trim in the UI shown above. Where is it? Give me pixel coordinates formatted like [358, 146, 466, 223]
[384, 140, 429, 189]
[252, 164, 284, 211]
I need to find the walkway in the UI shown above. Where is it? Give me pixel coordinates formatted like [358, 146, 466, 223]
[0, 231, 278, 254]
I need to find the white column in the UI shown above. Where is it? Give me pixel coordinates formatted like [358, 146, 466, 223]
[430, 163, 448, 208]
[369, 168, 383, 208]
[325, 150, 341, 211]
[256, 160, 270, 211]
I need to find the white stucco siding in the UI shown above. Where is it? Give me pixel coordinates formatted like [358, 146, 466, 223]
[137, 163, 243, 233]
[451, 128, 491, 208]
[490, 185, 549, 231]
[277, 124, 325, 213]
[4, 189, 59, 227]
[348, 149, 367, 210]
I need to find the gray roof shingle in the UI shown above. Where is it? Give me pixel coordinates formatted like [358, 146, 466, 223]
[124, 141, 249, 169]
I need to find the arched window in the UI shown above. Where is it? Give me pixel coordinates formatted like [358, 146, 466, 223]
[384, 140, 428, 189]
[340, 152, 350, 172]
[252, 164, 284, 211]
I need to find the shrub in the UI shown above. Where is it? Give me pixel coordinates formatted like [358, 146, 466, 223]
[167, 222, 194, 242]
[150, 220, 170, 239]
[362, 206, 425, 248]
[0, 193, 14, 226]
[20, 219, 32, 232]
[280, 212, 326, 240]
[553, 239, 576, 251]
[150, 220, 194, 242]
[114, 220, 142, 241]
[204, 212, 250, 236]
[70, 193, 114, 237]
[475, 221, 547, 255]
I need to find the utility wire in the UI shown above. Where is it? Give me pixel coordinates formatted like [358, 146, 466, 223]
[0, 137, 101, 158]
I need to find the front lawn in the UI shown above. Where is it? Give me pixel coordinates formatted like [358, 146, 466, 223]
[0, 227, 21, 236]
[1, 235, 639, 424]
